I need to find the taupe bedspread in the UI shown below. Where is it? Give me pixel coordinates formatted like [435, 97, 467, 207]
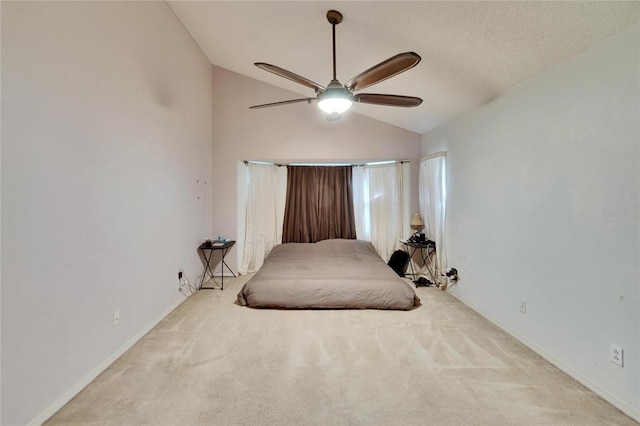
[237, 239, 420, 310]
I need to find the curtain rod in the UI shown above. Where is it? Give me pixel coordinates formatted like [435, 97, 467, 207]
[420, 151, 447, 161]
[243, 160, 286, 167]
[244, 160, 410, 167]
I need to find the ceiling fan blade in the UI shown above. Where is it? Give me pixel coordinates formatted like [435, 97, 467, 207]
[249, 98, 316, 109]
[353, 93, 423, 107]
[345, 52, 421, 92]
[255, 63, 325, 92]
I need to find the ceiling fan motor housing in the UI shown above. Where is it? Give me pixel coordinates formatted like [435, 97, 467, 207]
[317, 80, 353, 114]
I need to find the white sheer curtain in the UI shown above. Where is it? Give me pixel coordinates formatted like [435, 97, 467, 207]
[239, 162, 287, 274]
[352, 166, 369, 240]
[353, 162, 409, 262]
[419, 153, 448, 285]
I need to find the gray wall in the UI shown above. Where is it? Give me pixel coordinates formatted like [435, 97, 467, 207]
[1, 2, 212, 424]
[423, 24, 639, 419]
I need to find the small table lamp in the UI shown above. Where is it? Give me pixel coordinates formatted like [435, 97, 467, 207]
[410, 213, 424, 233]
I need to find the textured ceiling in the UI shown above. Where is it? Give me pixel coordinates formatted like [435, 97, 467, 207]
[168, 1, 639, 134]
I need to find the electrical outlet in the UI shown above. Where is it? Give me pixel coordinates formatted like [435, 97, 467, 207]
[610, 344, 623, 367]
[519, 300, 527, 314]
[113, 311, 120, 327]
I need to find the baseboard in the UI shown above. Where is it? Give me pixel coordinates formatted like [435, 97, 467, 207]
[29, 296, 188, 426]
[447, 290, 640, 423]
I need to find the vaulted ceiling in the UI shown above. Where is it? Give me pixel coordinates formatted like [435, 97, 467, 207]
[168, 1, 639, 134]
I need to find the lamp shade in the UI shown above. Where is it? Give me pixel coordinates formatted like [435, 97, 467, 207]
[410, 213, 424, 233]
[410, 213, 424, 227]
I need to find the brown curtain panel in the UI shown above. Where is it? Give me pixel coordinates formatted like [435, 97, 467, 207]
[282, 166, 357, 243]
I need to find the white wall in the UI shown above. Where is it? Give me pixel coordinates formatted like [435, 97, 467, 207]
[211, 65, 422, 271]
[1, 2, 212, 424]
[423, 24, 639, 419]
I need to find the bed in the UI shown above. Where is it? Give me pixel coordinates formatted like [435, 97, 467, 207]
[237, 239, 420, 310]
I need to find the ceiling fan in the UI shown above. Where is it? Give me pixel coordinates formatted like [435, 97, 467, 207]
[250, 10, 423, 121]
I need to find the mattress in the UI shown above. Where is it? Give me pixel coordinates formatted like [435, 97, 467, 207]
[237, 239, 420, 310]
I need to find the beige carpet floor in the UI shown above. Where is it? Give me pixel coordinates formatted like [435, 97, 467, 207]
[47, 275, 637, 425]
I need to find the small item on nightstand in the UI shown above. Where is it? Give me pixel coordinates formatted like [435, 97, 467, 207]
[203, 239, 213, 248]
[408, 232, 426, 243]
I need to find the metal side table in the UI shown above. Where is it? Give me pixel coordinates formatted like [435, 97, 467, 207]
[198, 240, 236, 290]
[400, 240, 437, 285]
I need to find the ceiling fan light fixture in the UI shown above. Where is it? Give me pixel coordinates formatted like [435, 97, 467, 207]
[318, 96, 352, 114]
[317, 82, 353, 114]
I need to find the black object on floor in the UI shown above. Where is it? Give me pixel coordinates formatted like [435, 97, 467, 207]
[414, 277, 434, 287]
[388, 250, 411, 277]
